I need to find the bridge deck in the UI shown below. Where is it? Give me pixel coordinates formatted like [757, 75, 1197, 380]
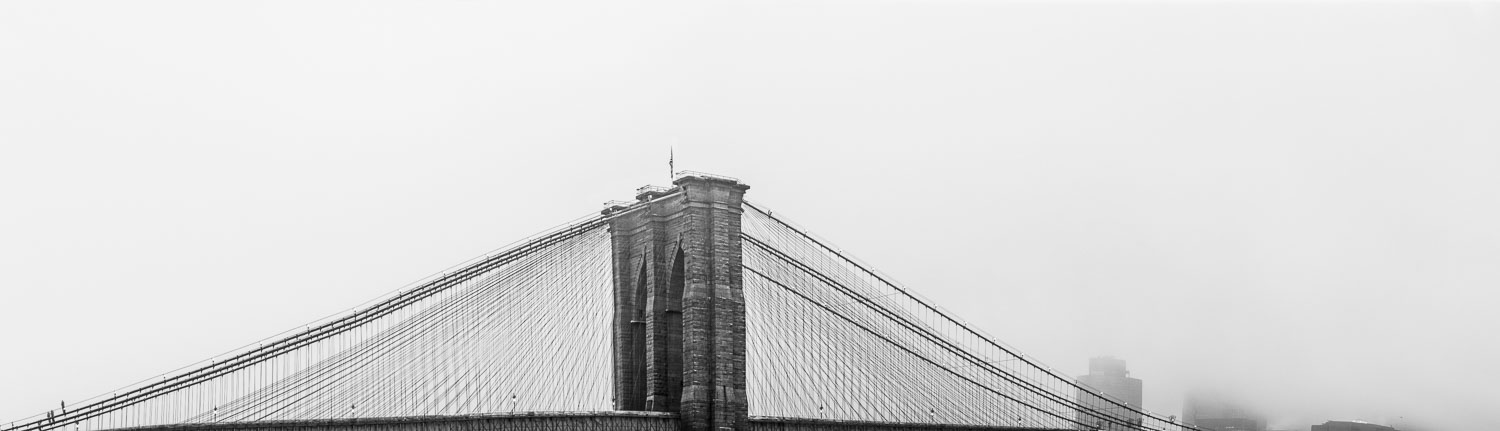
[751, 416, 1070, 431]
[101, 412, 679, 431]
[98, 413, 1072, 431]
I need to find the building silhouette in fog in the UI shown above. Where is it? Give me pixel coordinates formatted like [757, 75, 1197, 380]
[1310, 420, 1397, 431]
[1075, 357, 1143, 430]
[1181, 389, 1264, 431]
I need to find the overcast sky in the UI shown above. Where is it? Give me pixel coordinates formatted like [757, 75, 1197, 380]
[2, 1, 1497, 430]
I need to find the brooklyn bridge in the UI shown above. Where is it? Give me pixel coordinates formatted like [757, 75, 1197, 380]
[4, 173, 1199, 431]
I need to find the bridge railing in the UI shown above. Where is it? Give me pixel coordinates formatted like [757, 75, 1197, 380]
[673, 170, 740, 183]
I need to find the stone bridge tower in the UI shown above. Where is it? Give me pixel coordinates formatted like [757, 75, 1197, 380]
[604, 174, 750, 431]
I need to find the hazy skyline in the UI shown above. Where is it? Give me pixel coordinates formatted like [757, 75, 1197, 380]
[3, 1, 1497, 430]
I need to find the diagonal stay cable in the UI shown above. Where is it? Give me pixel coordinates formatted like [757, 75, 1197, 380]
[742, 264, 1089, 429]
[743, 235, 1131, 430]
[7, 215, 606, 431]
[744, 203, 1204, 431]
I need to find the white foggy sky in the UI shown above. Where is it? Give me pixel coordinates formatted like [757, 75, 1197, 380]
[2, 1, 1497, 430]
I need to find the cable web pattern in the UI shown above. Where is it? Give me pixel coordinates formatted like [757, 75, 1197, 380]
[5, 217, 614, 431]
[741, 203, 1196, 431]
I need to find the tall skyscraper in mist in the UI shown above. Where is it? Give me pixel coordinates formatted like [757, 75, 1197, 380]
[1075, 357, 1143, 431]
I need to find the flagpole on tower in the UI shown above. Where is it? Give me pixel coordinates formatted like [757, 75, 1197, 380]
[669, 147, 675, 180]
